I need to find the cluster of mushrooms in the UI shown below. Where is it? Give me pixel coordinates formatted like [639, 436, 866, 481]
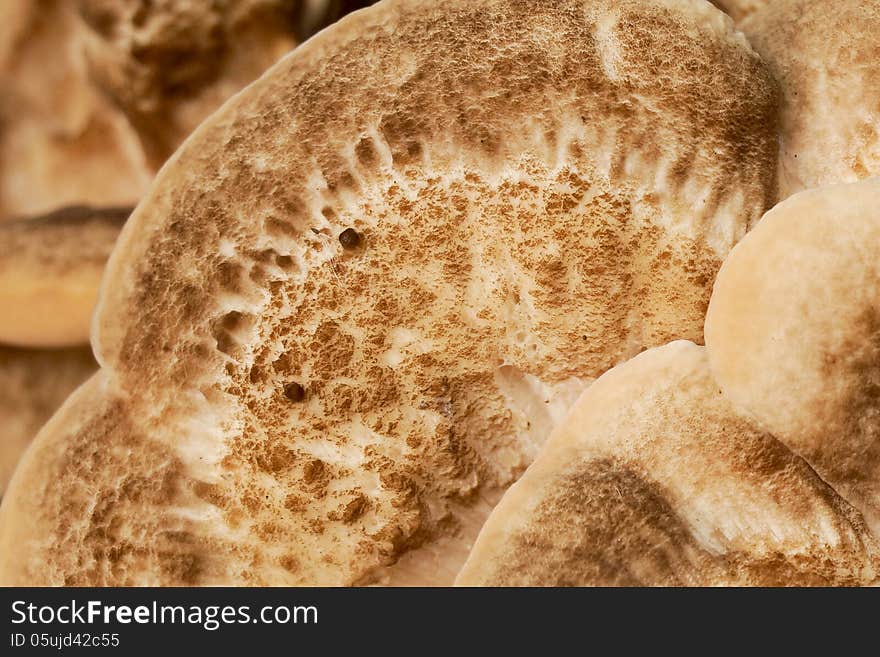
[0, 0, 878, 587]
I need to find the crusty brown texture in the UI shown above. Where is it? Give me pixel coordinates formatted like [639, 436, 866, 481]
[456, 342, 880, 587]
[0, 205, 129, 347]
[709, 0, 769, 22]
[706, 179, 880, 535]
[0, 0, 150, 220]
[742, 0, 880, 199]
[0, 0, 779, 586]
[0, 345, 96, 493]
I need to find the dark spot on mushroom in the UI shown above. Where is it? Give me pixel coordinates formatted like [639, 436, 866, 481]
[339, 228, 361, 249]
[284, 382, 306, 402]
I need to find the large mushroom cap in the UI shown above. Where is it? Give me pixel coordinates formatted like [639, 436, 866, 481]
[705, 178, 880, 534]
[741, 0, 880, 200]
[0, 345, 97, 493]
[456, 342, 880, 586]
[0, 0, 778, 585]
[0, 205, 130, 348]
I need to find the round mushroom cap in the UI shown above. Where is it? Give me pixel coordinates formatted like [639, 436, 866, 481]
[0, 205, 129, 348]
[0, 0, 778, 585]
[456, 342, 880, 587]
[0, 0, 150, 220]
[705, 178, 880, 534]
[0, 344, 97, 493]
[709, 0, 769, 23]
[741, 0, 880, 200]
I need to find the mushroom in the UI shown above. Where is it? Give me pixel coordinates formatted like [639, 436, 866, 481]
[456, 342, 880, 586]
[0, 0, 375, 220]
[76, 0, 375, 170]
[0, 345, 96, 494]
[0, 205, 130, 348]
[0, 0, 150, 220]
[705, 179, 880, 534]
[741, 0, 880, 200]
[0, 0, 778, 585]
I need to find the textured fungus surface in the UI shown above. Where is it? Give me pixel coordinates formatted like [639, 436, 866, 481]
[0, 0, 778, 585]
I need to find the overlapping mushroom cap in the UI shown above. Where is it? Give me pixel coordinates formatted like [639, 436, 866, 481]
[77, 0, 304, 170]
[0, 205, 125, 492]
[0, 0, 149, 220]
[0, 0, 778, 585]
[0, 206, 130, 347]
[0, 345, 96, 493]
[706, 178, 880, 534]
[742, 0, 880, 200]
[456, 342, 880, 586]
[1, 0, 374, 219]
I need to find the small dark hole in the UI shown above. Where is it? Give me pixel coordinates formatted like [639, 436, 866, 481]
[339, 228, 361, 249]
[284, 382, 306, 402]
[275, 254, 294, 268]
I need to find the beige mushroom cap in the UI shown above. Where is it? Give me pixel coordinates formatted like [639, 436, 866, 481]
[706, 179, 880, 534]
[0, 0, 778, 585]
[0, 345, 96, 493]
[741, 0, 880, 200]
[456, 342, 879, 586]
[0, 205, 129, 348]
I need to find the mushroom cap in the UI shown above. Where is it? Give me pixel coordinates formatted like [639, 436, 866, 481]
[78, 0, 308, 169]
[456, 342, 880, 586]
[0, 344, 96, 493]
[0, 205, 129, 348]
[741, 0, 880, 200]
[0, 0, 778, 585]
[1, 0, 368, 219]
[705, 178, 880, 534]
[0, 0, 150, 220]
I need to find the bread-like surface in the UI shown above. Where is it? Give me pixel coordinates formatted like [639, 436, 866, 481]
[0, 0, 150, 220]
[0, 205, 129, 348]
[0, 0, 778, 585]
[709, 0, 768, 22]
[742, 0, 880, 199]
[706, 179, 880, 534]
[456, 342, 880, 586]
[0, 345, 96, 493]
